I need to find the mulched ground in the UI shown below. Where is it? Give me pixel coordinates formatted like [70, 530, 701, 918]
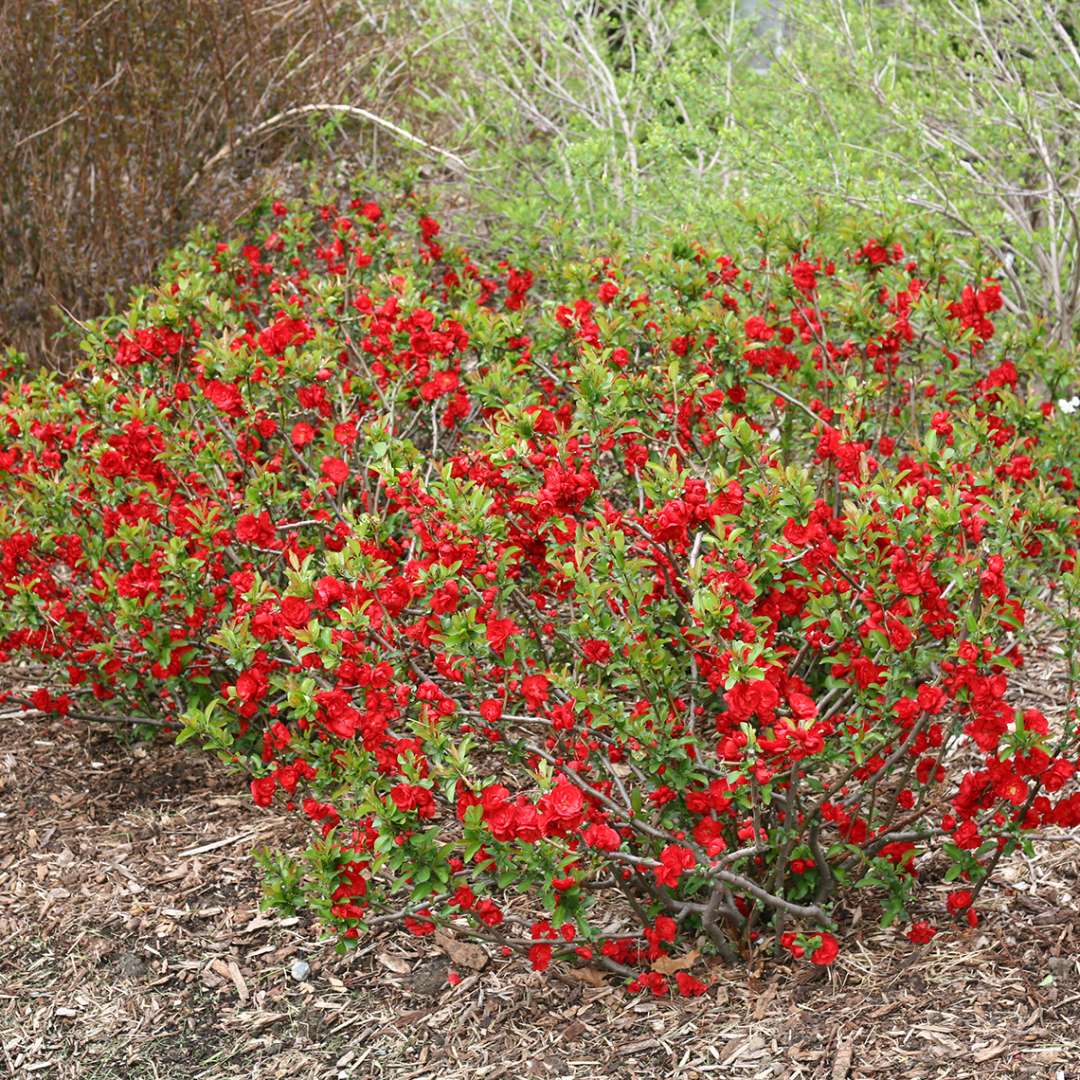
[0, 713, 1077, 1080]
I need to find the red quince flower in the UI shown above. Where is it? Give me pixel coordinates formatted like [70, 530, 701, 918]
[810, 932, 839, 966]
[321, 456, 349, 485]
[907, 921, 936, 944]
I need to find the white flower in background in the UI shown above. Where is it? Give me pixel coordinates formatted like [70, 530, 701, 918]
[1058, 396, 1080, 415]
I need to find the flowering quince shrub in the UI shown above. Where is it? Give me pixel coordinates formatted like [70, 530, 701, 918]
[1, 196, 1079, 996]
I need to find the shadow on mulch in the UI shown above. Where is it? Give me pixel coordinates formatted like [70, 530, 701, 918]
[0, 715, 1077, 1079]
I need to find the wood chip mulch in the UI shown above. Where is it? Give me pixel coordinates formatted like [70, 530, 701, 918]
[0, 714, 1077, 1080]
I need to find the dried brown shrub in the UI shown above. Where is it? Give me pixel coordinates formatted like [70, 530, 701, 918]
[0, 0, 439, 364]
